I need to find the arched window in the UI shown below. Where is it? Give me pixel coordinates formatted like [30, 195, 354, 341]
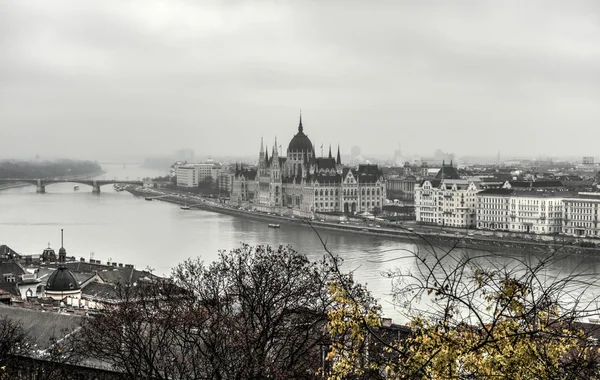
[315, 189, 318, 196]
[320, 189, 323, 196]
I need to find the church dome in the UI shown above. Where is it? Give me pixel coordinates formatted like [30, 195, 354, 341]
[287, 115, 314, 153]
[46, 266, 80, 291]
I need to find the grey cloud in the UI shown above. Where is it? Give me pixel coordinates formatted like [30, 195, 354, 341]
[1, 0, 600, 160]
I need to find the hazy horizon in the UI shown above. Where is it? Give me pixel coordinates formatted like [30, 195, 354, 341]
[2, 1, 600, 161]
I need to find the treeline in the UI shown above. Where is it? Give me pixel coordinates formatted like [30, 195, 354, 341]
[3, 238, 600, 379]
[0, 159, 102, 179]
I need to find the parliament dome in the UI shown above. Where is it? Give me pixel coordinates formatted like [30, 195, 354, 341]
[287, 115, 314, 154]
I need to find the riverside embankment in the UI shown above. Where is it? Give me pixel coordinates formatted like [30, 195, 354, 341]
[127, 187, 600, 256]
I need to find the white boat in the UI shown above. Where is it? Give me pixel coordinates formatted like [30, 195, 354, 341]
[268, 224, 280, 229]
[73, 185, 79, 191]
[180, 205, 190, 210]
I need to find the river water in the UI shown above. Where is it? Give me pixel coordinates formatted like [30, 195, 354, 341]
[2, 164, 600, 322]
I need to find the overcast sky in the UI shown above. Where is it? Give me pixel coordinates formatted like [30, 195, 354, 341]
[1, 1, 600, 161]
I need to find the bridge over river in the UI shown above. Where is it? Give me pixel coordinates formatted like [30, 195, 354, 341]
[0, 178, 145, 193]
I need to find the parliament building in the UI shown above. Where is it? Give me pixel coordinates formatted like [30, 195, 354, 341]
[231, 115, 386, 218]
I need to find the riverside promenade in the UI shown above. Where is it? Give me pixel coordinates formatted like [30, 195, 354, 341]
[128, 187, 600, 257]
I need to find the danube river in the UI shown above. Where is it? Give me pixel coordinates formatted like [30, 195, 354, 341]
[2, 163, 600, 321]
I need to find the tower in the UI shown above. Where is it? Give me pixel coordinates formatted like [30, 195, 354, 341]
[58, 229, 67, 263]
[336, 145, 342, 173]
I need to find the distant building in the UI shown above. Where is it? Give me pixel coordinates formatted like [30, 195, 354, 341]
[231, 166, 257, 203]
[477, 190, 565, 234]
[414, 161, 480, 227]
[176, 165, 199, 188]
[504, 180, 566, 192]
[562, 193, 600, 237]
[386, 176, 415, 200]
[217, 170, 235, 194]
[583, 157, 595, 165]
[176, 163, 219, 188]
[231, 115, 386, 217]
[350, 146, 361, 164]
[476, 189, 514, 231]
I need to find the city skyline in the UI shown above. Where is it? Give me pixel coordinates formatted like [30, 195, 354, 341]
[2, 1, 600, 159]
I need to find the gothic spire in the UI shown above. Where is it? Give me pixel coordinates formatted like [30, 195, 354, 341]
[328, 144, 332, 159]
[298, 110, 303, 133]
[260, 137, 264, 154]
[336, 145, 341, 165]
[265, 147, 269, 163]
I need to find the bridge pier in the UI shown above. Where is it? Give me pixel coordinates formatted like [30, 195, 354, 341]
[36, 179, 45, 194]
[92, 185, 101, 194]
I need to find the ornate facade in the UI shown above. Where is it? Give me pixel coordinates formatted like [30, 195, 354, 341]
[414, 162, 480, 227]
[231, 116, 386, 217]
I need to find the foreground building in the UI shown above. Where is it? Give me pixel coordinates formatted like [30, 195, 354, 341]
[231, 115, 386, 218]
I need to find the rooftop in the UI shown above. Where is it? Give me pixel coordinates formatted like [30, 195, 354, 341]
[0, 305, 81, 350]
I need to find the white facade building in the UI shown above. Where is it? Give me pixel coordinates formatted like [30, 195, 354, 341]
[476, 189, 513, 231]
[477, 189, 565, 235]
[176, 165, 199, 188]
[176, 163, 221, 188]
[509, 193, 564, 235]
[562, 193, 600, 237]
[415, 162, 480, 228]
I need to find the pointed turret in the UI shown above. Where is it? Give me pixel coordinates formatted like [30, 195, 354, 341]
[58, 229, 67, 263]
[265, 146, 269, 164]
[328, 144, 332, 159]
[336, 145, 341, 165]
[298, 110, 303, 133]
[258, 138, 265, 169]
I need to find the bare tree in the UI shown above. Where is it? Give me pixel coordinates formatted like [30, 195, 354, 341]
[78, 244, 374, 380]
[322, 226, 600, 379]
[0, 315, 27, 372]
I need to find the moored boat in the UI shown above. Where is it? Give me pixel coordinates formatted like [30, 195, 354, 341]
[268, 224, 280, 228]
[180, 205, 190, 210]
[73, 185, 79, 191]
[145, 197, 152, 201]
